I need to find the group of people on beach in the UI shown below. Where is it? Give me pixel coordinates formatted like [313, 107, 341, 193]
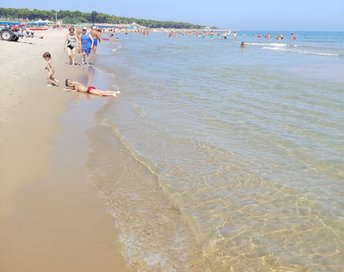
[64, 25, 101, 66]
[43, 26, 119, 97]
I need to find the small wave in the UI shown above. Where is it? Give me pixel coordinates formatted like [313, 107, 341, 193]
[248, 42, 289, 47]
[262, 46, 339, 56]
[314, 52, 340, 56]
[269, 43, 290, 47]
[262, 46, 292, 51]
[87, 120, 207, 271]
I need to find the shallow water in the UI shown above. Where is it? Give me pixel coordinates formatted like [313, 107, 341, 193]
[87, 31, 344, 271]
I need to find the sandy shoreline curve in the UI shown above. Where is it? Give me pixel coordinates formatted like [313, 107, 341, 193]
[0, 30, 129, 271]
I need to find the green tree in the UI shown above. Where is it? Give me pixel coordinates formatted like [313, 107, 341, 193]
[0, 7, 205, 29]
[90, 11, 98, 23]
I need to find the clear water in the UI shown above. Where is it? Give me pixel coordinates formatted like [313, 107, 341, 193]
[86, 31, 344, 271]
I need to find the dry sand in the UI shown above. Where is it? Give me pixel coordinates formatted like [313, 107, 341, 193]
[0, 30, 129, 271]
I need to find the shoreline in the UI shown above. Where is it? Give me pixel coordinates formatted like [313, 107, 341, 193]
[0, 30, 129, 271]
[85, 36, 210, 271]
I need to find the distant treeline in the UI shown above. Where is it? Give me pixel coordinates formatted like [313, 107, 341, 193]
[0, 8, 204, 29]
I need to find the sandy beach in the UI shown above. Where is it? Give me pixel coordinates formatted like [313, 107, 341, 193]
[0, 30, 129, 271]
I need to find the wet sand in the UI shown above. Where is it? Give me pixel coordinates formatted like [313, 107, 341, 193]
[0, 30, 129, 271]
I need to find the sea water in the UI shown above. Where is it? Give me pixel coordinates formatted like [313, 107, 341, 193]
[86, 31, 344, 271]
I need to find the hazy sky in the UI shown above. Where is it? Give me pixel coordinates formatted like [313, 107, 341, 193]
[1, 0, 343, 30]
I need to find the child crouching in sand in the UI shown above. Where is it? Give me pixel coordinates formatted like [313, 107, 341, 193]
[64, 79, 120, 97]
[43, 52, 59, 86]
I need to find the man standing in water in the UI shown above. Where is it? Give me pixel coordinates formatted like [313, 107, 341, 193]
[90, 26, 101, 63]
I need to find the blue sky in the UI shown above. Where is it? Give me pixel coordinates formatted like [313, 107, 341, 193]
[0, 0, 343, 30]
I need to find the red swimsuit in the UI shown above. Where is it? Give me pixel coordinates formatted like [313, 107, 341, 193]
[86, 86, 96, 93]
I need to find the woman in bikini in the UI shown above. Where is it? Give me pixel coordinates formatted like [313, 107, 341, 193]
[64, 79, 120, 97]
[64, 27, 78, 65]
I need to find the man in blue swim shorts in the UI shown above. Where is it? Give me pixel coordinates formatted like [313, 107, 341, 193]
[80, 26, 93, 65]
[90, 26, 101, 63]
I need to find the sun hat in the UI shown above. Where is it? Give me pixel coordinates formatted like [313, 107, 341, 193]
[82, 26, 87, 30]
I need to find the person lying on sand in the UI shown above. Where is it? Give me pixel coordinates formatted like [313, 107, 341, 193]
[64, 79, 120, 97]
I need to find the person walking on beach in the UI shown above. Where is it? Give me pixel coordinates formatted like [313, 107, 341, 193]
[90, 26, 101, 62]
[43, 52, 59, 86]
[64, 79, 120, 97]
[64, 26, 78, 65]
[79, 26, 93, 65]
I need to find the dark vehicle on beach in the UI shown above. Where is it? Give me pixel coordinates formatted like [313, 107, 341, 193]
[0, 27, 21, 41]
[0, 25, 42, 41]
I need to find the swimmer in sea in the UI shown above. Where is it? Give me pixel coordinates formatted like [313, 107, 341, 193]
[233, 31, 237, 39]
[290, 33, 297, 40]
[64, 79, 120, 97]
[240, 41, 248, 48]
